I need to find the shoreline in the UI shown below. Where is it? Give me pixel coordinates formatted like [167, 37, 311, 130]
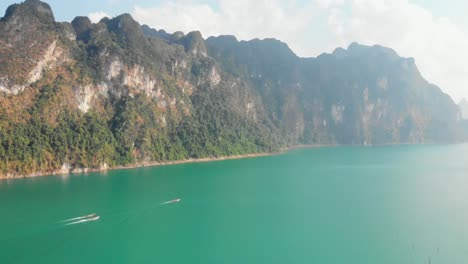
[0, 145, 321, 180]
[4, 142, 448, 180]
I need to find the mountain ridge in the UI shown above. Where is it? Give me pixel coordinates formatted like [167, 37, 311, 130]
[0, 0, 463, 178]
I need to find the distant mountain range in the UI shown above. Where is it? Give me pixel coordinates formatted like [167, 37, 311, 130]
[0, 0, 464, 178]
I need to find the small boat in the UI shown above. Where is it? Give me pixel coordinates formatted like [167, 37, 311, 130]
[161, 198, 181, 205]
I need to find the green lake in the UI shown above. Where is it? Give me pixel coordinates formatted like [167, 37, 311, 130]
[1, 145, 468, 263]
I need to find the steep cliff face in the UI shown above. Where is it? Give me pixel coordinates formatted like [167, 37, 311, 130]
[299, 43, 460, 144]
[206, 39, 461, 144]
[0, 1, 464, 178]
[0, 0, 63, 94]
[0, 1, 270, 178]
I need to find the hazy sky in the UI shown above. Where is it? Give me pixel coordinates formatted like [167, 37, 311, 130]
[1, 0, 467, 102]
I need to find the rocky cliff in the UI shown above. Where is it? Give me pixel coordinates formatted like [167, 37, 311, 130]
[206, 38, 461, 145]
[0, 0, 463, 178]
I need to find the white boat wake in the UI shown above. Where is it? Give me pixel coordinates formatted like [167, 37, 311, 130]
[59, 199, 180, 227]
[60, 213, 97, 223]
[65, 216, 100, 226]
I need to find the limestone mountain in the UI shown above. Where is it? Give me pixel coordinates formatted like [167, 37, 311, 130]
[206, 38, 461, 144]
[0, 0, 463, 178]
[459, 99, 468, 119]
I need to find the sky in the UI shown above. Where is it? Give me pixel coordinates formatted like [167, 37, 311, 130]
[1, 0, 468, 102]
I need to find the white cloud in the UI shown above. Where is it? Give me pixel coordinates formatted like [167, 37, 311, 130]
[132, 0, 321, 57]
[131, 0, 468, 102]
[315, 0, 345, 9]
[328, 0, 468, 102]
[88, 11, 110, 23]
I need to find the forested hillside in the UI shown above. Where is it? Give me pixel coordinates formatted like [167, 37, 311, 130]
[0, 0, 463, 178]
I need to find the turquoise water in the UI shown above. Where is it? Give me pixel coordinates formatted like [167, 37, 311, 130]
[1, 145, 468, 263]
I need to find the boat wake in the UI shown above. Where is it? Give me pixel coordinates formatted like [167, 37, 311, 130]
[65, 216, 100, 226]
[60, 213, 97, 223]
[59, 198, 180, 227]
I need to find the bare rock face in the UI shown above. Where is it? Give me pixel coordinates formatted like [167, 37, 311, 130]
[0, 32, 68, 93]
[0, 0, 60, 94]
[206, 38, 462, 145]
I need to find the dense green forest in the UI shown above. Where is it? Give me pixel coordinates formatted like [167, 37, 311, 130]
[0, 83, 281, 175]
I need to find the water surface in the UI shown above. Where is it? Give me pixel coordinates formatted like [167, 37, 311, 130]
[1, 145, 468, 263]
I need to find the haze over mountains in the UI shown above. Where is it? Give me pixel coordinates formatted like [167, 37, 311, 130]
[459, 99, 468, 119]
[0, 0, 465, 178]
